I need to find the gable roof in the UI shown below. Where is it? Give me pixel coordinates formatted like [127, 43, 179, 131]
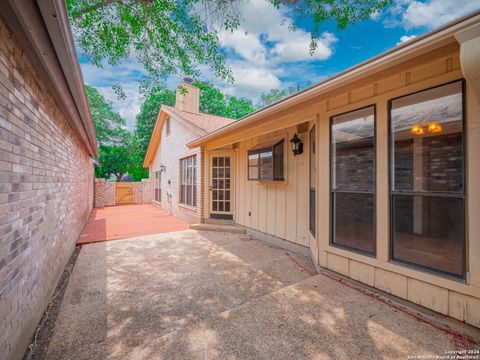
[143, 105, 235, 167]
[162, 105, 235, 134]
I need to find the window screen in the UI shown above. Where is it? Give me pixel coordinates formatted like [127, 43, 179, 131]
[390, 81, 465, 278]
[248, 139, 284, 181]
[331, 106, 375, 255]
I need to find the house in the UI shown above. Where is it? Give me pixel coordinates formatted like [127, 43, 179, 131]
[143, 79, 235, 224]
[0, 1, 98, 359]
[188, 11, 480, 328]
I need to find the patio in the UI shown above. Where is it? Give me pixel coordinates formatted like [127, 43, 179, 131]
[43, 229, 472, 360]
[77, 204, 189, 245]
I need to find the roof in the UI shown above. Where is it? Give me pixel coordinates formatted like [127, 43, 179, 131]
[143, 105, 235, 167]
[161, 105, 235, 134]
[1, 0, 98, 156]
[187, 9, 480, 149]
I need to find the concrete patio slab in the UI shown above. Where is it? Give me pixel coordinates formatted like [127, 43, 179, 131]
[46, 230, 476, 360]
[77, 204, 189, 244]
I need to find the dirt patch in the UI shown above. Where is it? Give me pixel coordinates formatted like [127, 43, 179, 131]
[22, 246, 82, 360]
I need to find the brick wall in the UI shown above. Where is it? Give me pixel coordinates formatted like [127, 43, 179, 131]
[0, 18, 94, 360]
[94, 178, 115, 207]
[142, 178, 152, 204]
[150, 116, 202, 224]
[94, 178, 151, 207]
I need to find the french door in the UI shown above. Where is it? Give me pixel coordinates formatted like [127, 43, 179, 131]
[210, 153, 233, 219]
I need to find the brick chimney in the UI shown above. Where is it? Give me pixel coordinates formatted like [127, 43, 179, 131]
[175, 77, 200, 113]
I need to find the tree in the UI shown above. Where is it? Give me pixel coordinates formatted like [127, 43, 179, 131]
[225, 96, 256, 119]
[95, 143, 133, 181]
[134, 88, 176, 156]
[85, 85, 126, 145]
[68, 0, 391, 94]
[257, 87, 299, 108]
[85, 84, 140, 179]
[193, 81, 255, 119]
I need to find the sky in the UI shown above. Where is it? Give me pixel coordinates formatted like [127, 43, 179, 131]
[78, 0, 480, 130]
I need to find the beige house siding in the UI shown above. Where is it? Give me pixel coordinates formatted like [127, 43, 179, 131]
[232, 127, 311, 247]
[201, 42, 480, 328]
[150, 114, 203, 224]
[0, 18, 94, 359]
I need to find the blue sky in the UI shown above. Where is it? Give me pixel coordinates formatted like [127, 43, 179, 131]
[78, 0, 480, 129]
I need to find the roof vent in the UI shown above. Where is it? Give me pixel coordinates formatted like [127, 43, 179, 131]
[183, 76, 193, 85]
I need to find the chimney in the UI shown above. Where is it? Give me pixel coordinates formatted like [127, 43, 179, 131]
[175, 77, 200, 113]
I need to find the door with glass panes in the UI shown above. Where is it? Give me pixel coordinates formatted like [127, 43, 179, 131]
[209, 153, 233, 219]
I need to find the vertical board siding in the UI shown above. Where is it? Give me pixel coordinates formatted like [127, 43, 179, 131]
[235, 126, 309, 247]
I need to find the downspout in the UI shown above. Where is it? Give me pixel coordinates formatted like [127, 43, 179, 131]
[455, 24, 480, 101]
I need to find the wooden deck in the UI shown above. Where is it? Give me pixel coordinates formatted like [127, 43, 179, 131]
[78, 204, 189, 245]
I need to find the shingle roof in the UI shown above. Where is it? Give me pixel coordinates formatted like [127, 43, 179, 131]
[162, 105, 235, 134]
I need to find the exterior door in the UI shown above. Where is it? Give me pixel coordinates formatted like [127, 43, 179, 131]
[210, 154, 233, 219]
[116, 182, 134, 205]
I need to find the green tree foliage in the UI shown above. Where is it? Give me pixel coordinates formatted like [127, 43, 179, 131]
[85, 85, 126, 145]
[94, 137, 133, 181]
[194, 81, 255, 119]
[134, 82, 255, 158]
[68, 0, 391, 93]
[134, 88, 176, 156]
[85, 84, 143, 180]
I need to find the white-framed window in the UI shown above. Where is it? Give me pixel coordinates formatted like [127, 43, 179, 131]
[180, 155, 197, 207]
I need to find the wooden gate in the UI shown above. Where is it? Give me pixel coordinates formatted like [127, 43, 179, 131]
[115, 182, 134, 205]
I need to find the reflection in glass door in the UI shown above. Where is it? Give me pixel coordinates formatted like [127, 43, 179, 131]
[211, 156, 231, 214]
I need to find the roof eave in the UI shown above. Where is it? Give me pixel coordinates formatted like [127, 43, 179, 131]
[143, 108, 166, 168]
[187, 10, 480, 149]
[1, 0, 99, 157]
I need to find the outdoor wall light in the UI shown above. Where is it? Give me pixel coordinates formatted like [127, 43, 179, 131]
[159, 164, 166, 172]
[290, 133, 303, 156]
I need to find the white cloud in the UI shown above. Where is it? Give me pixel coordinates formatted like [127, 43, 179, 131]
[218, 0, 337, 64]
[271, 32, 336, 63]
[386, 0, 480, 30]
[214, 0, 337, 98]
[225, 62, 282, 97]
[80, 58, 147, 130]
[218, 28, 267, 65]
[397, 34, 417, 45]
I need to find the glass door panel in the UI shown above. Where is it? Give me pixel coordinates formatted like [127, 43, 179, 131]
[211, 156, 231, 213]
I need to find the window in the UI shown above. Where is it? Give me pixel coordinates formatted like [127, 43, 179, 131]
[331, 106, 376, 255]
[248, 139, 284, 181]
[309, 125, 316, 236]
[154, 171, 161, 202]
[390, 81, 465, 278]
[166, 118, 171, 135]
[180, 156, 197, 207]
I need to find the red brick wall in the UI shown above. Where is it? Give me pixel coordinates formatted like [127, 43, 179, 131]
[0, 18, 94, 360]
